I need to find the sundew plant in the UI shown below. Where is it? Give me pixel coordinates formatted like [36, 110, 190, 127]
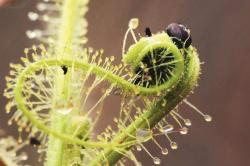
[2, 0, 212, 165]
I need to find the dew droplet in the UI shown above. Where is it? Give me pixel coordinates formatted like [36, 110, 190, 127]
[170, 142, 178, 150]
[161, 148, 168, 155]
[129, 18, 139, 29]
[113, 118, 118, 123]
[153, 157, 161, 165]
[136, 129, 152, 142]
[7, 120, 12, 125]
[184, 119, 192, 126]
[136, 144, 142, 151]
[20, 152, 28, 160]
[27, 12, 39, 21]
[26, 30, 36, 39]
[159, 124, 174, 134]
[180, 127, 188, 135]
[88, 47, 94, 53]
[204, 115, 212, 122]
[37, 3, 46, 11]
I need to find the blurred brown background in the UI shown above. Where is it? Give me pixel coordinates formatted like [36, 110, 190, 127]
[0, 0, 250, 166]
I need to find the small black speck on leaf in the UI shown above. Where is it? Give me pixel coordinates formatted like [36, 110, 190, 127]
[61, 65, 68, 75]
[145, 27, 152, 37]
[29, 137, 41, 146]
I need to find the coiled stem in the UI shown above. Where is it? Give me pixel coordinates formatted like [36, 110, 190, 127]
[89, 47, 200, 165]
[12, 46, 199, 165]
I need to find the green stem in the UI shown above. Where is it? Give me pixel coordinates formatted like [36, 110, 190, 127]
[56, 0, 81, 58]
[46, 112, 68, 166]
[46, 0, 84, 165]
[89, 48, 200, 165]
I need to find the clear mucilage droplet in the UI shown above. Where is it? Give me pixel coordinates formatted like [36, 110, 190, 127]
[129, 18, 139, 29]
[161, 148, 168, 155]
[37, 3, 46, 11]
[26, 30, 36, 39]
[26, 30, 42, 39]
[184, 119, 192, 126]
[159, 124, 174, 134]
[170, 142, 178, 150]
[136, 129, 152, 142]
[136, 144, 142, 151]
[27, 12, 39, 21]
[153, 157, 161, 165]
[180, 127, 188, 135]
[19, 152, 28, 160]
[204, 115, 212, 122]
